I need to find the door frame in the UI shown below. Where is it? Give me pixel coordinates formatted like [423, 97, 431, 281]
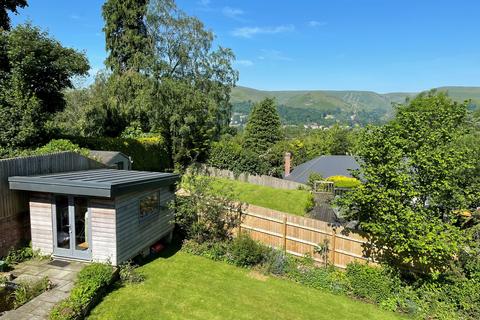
[52, 194, 92, 260]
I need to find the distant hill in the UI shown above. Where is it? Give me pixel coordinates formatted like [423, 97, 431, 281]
[230, 86, 480, 127]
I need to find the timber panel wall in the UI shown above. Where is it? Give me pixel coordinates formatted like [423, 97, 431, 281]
[241, 205, 372, 269]
[115, 187, 175, 265]
[0, 152, 103, 256]
[29, 193, 53, 255]
[90, 198, 117, 264]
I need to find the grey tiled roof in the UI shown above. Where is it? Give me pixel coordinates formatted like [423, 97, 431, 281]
[285, 155, 360, 184]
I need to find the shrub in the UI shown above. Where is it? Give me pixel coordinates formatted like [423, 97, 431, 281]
[4, 245, 41, 267]
[50, 263, 114, 320]
[326, 175, 361, 188]
[33, 139, 90, 158]
[262, 250, 294, 276]
[119, 262, 145, 284]
[227, 233, 269, 267]
[307, 172, 324, 189]
[208, 139, 269, 176]
[345, 263, 399, 304]
[182, 240, 229, 261]
[65, 136, 170, 171]
[14, 276, 51, 308]
[174, 172, 243, 243]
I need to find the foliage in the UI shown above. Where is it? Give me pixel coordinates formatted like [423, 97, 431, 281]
[173, 171, 243, 243]
[307, 172, 324, 188]
[227, 233, 269, 267]
[207, 138, 269, 176]
[3, 245, 41, 267]
[119, 261, 145, 284]
[33, 139, 90, 157]
[340, 91, 478, 273]
[243, 98, 283, 155]
[0, 0, 27, 31]
[209, 177, 315, 216]
[50, 263, 114, 320]
[95, 0, 238, 169]
[66, 135, 170, 171]
[14, 276, 51, 308]
[181, 239, 229, 262]
[345, 263, 400, 304]
[102, 0, 151, 73]
[0, 24, 89, 148]
[326, 175, 361, 188]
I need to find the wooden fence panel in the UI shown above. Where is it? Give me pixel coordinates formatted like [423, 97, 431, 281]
[241, 204, 374, 269]
[0, 152, 104, 256]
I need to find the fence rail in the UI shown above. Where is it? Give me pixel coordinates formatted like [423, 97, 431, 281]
[240, 205, 373, 269]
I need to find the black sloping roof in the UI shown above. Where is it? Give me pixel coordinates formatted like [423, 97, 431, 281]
[284, 155, 360, 184]
[9, 169, 179, 198]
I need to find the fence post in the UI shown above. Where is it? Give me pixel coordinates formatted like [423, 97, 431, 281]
[282, 216, 288, 252]
[331, 227, 337, 266]
[238, 210, 242, 236]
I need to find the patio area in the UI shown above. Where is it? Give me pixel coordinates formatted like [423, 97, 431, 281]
[1, 259, 85, 319]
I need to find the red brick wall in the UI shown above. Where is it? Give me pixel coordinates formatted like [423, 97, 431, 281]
[0, 212, 30, 257]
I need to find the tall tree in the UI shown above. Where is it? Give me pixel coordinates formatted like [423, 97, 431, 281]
[243, 98, 282, 155]
[341, 91, 480, 273]
[102, 0, 151, 73]
[0, 24, 89, 148]
[0, 0, 27, 31]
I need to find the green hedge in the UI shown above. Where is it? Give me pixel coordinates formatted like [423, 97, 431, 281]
[65, 136, 171, 172]
[50, 263, 115, 320]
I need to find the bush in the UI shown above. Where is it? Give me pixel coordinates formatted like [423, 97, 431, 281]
[307, 172, 324, 188]
[326, 175, 361, 188]
[3, 245, 42, 267]
[208, 139, 269, 176]
[262, 250, 295, 276]
[174, 172, 243, 243]
[50, 263, 114, 320]
[227, 233, 269, 267]
[14, 276, 52, 308]
[182, 240, 229, 261]
[345, 263, 399, 304]
[65, 136, 170, 171]
[119, 262, 145, 284]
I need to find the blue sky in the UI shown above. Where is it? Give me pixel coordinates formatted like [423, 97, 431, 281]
[11, 0, 480, 93]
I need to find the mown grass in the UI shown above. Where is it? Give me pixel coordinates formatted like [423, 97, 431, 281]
[89, 250, 404, 320]
[209, 178, 313, 216]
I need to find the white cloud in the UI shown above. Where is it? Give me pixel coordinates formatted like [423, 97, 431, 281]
[308, 20, 327, 27]
[259, 49, 293, 62]
[235, 59, 254, 67]
[222, 6, 244, 19]
[232, 25, 294, 38]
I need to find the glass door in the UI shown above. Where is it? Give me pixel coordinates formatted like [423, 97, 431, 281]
[53, 195, 92, 260]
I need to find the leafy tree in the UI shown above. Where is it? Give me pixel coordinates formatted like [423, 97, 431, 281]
[102, 0, 151, 73]
[0, 0, 27, 31]
[244, 98, 282, 155]
[0, 24, 89, 148]
[174, 171, 243, 243]
[341, 91, 480, 273]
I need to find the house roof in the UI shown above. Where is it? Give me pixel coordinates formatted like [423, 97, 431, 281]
[89, 150, 129, 165]
[285, 155, 360, 184]
[9, 169, 179, 198]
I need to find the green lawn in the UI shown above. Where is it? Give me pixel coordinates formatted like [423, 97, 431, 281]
[89, 250, 404, 320]
[209, 178, 313, 216]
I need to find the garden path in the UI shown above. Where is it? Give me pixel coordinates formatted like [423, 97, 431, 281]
[0, 259, 84, 320]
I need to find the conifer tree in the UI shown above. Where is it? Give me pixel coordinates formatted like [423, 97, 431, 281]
[244, 98, 282, 155]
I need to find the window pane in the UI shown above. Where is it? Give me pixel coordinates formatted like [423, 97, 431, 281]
[140, 192, 159, 219]
[55, 195, 70, 249]
[74, 197, 89, 251]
